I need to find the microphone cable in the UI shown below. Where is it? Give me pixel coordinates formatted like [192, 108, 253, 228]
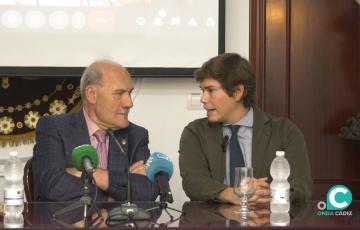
[87, 173, 104, 224]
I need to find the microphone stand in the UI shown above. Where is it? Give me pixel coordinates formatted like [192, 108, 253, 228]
[53, 171, 101, 228]
[107, 129, 150, 224]
[146, 194, 185, 227]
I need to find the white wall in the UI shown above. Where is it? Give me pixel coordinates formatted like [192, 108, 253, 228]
[226, 0, 249, 59]
[0, 0, 249, 208]
[130, 78, 205, 209]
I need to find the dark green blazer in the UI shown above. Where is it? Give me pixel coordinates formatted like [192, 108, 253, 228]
[179, 106, 312, 203]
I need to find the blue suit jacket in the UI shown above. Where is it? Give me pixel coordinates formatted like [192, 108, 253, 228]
[32, 110, 159, 202]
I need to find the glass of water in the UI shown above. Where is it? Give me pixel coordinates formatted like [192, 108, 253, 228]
[233, 167, 255, 218]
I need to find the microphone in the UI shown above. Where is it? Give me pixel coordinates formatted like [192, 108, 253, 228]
[146, 152, 174, 203]
[222, 135, 229, 153]
[106, 128, 126, 155]
[106, 128, 150, 221]
[72, 144, 99, 174]
[106, 128, 132, 202]
[53, 144, 99, 222]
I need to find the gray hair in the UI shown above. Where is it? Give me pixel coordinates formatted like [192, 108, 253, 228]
[80, 59, 130, 99]
[79, 63, 103, 99]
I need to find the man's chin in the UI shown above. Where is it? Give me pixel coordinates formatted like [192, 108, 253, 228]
[207, 116, 220, 123]
[120, 121, 130, 128]
[112, 120, 129, 129]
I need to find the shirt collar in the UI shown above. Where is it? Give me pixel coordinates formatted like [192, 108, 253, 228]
[83, 108, 101, 137]
[223, 106, 254, 128]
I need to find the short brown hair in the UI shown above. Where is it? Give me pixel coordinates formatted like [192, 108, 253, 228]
[194, 53, 256, 107]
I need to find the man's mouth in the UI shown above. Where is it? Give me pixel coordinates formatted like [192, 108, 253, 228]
[205, 108, 216, 114]
[117, 110, 129, 115]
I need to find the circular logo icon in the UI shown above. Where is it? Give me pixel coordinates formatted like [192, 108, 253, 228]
[1, 10, 22, 29]
[136, 16, 146, 26]
[25, 11, 45, 29]
[317, 201, 326, 210]
[326, 185, 352, 210]
[72, 12, 86, 30]
[49, 11, 69, 30]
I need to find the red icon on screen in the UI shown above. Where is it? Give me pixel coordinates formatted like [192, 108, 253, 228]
[88, 11, 114, 31]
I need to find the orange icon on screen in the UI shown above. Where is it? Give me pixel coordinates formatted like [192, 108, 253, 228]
[88, 11, 114, 31]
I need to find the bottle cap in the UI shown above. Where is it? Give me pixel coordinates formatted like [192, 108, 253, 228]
[9, 151, 18, 157]
[276, 151, 285, 157]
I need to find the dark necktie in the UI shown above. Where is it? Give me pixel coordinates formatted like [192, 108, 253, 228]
[228, 125, 245, 186]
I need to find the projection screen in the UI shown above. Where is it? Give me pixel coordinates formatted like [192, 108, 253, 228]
[0, 0, 225, 77]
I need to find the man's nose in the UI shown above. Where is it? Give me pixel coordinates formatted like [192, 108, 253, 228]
[123, 93, 133, 108]
[200, 92, 208, 104]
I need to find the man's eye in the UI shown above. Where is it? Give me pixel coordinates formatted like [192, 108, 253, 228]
[113, 91, 125, 97]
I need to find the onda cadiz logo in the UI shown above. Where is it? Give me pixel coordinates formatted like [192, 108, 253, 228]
[317, 185, 352, 216]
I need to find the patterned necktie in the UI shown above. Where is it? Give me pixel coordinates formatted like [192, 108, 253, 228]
[93, 129, 107, 169]
[228, 125, 245, 186]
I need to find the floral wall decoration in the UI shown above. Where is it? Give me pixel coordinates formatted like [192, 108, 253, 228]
[0, 76, 82, 146]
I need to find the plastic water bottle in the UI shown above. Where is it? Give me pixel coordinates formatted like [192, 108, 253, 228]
[270, 151, 290, 212]
[3, 151, 24, 228]
[270, 212, 290, 226]
[3, 214, 24, 228]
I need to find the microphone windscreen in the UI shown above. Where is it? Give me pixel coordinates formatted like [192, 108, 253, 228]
[146, 152, 173, 183]
[72, 144, 98, 172]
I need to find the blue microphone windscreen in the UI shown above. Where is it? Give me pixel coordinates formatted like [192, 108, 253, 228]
[146, 152, 173, 182]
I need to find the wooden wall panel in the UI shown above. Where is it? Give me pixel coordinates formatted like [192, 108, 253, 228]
[290, 0, 360, 199]
[264, 0, 289, 117]
[250, 0, 360, 199]
[250, 0, 265, 109]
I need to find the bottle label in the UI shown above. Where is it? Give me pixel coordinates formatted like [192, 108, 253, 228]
[271, 189, 289, 203]
[4, 188, 24, 205]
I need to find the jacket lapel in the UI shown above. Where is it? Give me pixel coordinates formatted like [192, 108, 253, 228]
[206, 122, 226, 182]
[252, 106, 272, 178]
[114, 128, 129, 158]
[107, 126, 129, 171]
[71, 109, 91, 146]
[63, 110, 90, 165]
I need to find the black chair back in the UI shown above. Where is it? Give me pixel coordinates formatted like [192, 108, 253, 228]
[23, 158, 34, 202]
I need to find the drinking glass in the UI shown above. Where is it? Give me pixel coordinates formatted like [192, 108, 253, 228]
[233, 167, 255, 218]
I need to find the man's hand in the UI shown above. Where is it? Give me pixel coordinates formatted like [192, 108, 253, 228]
[129, 160, 147, 176]
[217, 177, 271, 205]
[92, 168, 109, 190]
[66, 160, 147, 193]
[248, 177, 271, 205]
[218, 187, 241, 205]
[66, 167, 82, 178]
[66, 167, 109, 191]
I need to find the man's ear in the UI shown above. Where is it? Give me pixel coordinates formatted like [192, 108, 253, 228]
[85, 85, 97, 104]
[234, 85, 245, 102]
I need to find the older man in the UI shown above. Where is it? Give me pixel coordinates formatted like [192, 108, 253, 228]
[33, 60, 158, 201]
